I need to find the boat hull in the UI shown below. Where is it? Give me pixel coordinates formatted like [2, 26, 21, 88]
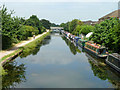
[105, 54, 120, 73]
[84, 47, 107, 60]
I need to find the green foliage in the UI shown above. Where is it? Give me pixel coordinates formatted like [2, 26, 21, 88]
[69, 19, 83, 33]
[1, 5, 22, 49]
[60, 22, 70, 32]
[61, 36, 81, 55]
[2, 61, 26, 89]
[1, 48, 22, 62]
[60, 19, 93, 36]
[1, 5, 47, 50]
[89, 60, 107, 80]
[50, 23, 59, 27]
[60, 19, 83, 35]
[18, 25, 39, 40]
[78, 25, 95, 35]
[40, 26, 46, 33]
[20, 32, 50, 58]
[40, 19, 51, 29]
[25, 15, 44, 34]
[0, 65, 7, 76]
[90, 18, 120, 53]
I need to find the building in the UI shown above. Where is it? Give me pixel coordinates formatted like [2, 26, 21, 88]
[99, 9, 120, 22]
[82, 20, 98, 26]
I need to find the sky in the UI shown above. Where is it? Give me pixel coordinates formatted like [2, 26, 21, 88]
[1, 0, 119, 24]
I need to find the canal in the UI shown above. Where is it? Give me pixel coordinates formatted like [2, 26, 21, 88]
[2, 33, 120, 88]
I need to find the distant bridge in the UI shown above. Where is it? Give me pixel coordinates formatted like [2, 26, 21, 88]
[50, 27, 64, 33]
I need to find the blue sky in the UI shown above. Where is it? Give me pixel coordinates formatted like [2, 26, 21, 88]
[1, 1, 119, 24]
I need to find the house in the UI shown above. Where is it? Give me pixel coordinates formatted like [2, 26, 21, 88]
[99, 9, 120, 22]
[82, 20, 98, 26]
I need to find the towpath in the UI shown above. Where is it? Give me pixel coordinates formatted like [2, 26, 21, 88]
[0, 31, 48, 60]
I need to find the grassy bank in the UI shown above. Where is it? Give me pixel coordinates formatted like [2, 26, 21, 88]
[0, 31, 50, 65]
[0, 65, 7, 76]
[0, 48, 23, 63]
[23, 31, 50, 49]
[20, 31, 50, 58]
[0, 31, 50, 76]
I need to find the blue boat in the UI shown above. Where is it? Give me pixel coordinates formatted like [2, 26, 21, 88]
[74, 36, 81, 43]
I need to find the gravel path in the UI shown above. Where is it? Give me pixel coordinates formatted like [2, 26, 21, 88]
[0, 32, 48, 60]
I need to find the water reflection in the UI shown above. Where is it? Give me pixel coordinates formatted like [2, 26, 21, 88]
[61, 36, 81, 55]
[2, 61, 26, 89]
[62, 35, 120, 89]
[85, 52, 120, 89]
[20, 35, 51, 58]
[2, 34, 120, 88]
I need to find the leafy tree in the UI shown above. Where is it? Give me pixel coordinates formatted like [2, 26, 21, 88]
[25, 15, 44, 34]
[60, 19, 83, 34]
[90, 18, 120, 53]
[69, 19, 83, 33]
[18, 25, 39, 40]
[1, 5, 48, 50]
[50, 23, 59, 27]
[79, 25, 95, 35]
[40, 19, 51, 29]
[1, 5, 21, 49]
[60, 22, 70, 32]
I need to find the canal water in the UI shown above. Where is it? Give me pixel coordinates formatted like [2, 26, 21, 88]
[2, 33, 120, 88]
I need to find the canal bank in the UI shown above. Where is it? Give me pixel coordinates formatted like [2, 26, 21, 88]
[2, 33, 120, 89]
[0, 31, 50, 65]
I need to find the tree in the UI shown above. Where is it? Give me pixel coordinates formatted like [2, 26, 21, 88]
[69, 19, 83, 33]
[60, 22, 70, 32]
[40, 19, 51, 29]
[1, 5, 21, 49]
[25, 15, 44, 34]
[90, 18, 120, 53]
[50, 23, 59, 27]
[79, 25, 95, 35]
[60, 19, 83, 34]
[18, 25, 39, 40]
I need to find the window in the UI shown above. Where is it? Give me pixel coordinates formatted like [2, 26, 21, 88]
[98, 49, 106, 54]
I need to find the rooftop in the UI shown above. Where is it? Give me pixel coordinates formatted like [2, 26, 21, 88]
[99, 9, 120, 20]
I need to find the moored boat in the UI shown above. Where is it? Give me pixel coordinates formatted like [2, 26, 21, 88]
[77, 39, 88, 48]
[84, 41, 108, 59]
[69, 34, 75, 41]
[106, 53, 120, 72]
[73, 36, 81, 43]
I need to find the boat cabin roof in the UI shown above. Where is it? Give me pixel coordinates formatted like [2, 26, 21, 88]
[75, 37, 81, 39]
[110, 53, 120, 60]
[86, 41, 106, 49]
[79, 39, 88, 42]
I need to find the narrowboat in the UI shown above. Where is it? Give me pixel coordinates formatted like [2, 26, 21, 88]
[77, 39, 88, 48]
[84, 41, 108, 59]
[73, 36, 81, 43]
[106, 53, 120, 72]
[63, 31, 68, 38]
[68, 34, 74, 41]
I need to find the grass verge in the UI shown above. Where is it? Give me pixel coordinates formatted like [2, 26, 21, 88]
[0, 31, 50, 64]
[23, 31, 50, 49]
[0, 48, 23, 63]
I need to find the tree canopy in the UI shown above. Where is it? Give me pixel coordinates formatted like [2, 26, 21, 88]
[90, 18, 120, 53]
[40, 19, 51, 29]
[1, 5, 48, 50]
